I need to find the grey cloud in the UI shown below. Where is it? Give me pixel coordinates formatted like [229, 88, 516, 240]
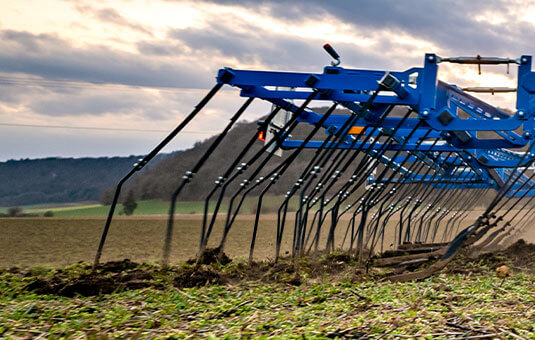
[29, 91, 150, 116]
[5, 0, 534, 161]
[2, 30, 59, 53]
[136, 41, 187, 56]
[0, 81, 49, 104]
[0, 83, 268, 160]
[1, 77, 250, 122]
[0, 29, 213, 89]
[74, 3, 154, 36]
[201, 0, 535, 57]
[95, 8, 154, 36]
[167, 21, 393, 72]
[21, 84, 217, 120]
[0, 125, 182, 161]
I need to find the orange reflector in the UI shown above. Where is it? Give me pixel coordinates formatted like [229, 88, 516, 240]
[348, 126, 365, 135]
[258, 130, 265, 141]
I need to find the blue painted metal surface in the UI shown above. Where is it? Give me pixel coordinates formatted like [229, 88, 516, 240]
[216, 54, 535, 197]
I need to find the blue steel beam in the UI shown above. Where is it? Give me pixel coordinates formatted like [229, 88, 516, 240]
[216, 52, 535, 197]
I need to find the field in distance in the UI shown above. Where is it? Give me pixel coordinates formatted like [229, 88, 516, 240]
[0, 197, 302, 217]
[0, 200, 196, 217]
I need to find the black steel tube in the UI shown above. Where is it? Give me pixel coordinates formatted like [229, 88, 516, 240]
[93, 83, 223, 269]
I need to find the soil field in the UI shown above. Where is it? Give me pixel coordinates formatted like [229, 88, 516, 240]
[1, 242, 535, 338]
[2, 208, 534, 268]
[2, 211, 535, 338]
[0, 214, 344, 268]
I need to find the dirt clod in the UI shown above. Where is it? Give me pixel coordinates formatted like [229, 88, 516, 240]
[189, 248, 232, 266]
[173, 266, 225, 288]
[476, 239, 535, 273]
[19, 239, 535, 297]
[496, 265, 511, 278]
[97, 259, 140, 272]
[24, 259, 157, 297]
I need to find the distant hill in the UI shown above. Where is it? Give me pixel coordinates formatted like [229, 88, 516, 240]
[0, 153, 178, 207]
[5, 106, 414, 207]
[107, 106, 372, 203]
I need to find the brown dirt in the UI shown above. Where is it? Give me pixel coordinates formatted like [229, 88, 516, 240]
[188, 247, 232, 266]
[173, 266, 226, 288]
[20, 239, 535, 297]
[474, 239, 535, 273]
[3, 209, 511, 269]
[0, 216, 349, 268]
[22, 253, 359, 296]
[24, 259, 160, 297]
[175, 250, 366, 287]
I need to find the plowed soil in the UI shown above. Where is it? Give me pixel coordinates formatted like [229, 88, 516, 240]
[17, 240, 535, 297]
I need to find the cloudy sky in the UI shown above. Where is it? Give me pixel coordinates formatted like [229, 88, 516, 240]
[1, 0, 533, 161]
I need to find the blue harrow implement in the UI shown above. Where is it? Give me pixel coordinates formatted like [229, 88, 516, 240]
[94, 45, 535, 281]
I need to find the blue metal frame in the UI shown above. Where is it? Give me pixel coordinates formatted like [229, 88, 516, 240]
[216, 53, 535, 197]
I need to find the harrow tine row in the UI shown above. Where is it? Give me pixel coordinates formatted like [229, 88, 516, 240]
[163, 97, 256, 266]
[291, 86, 393, 257]
[93, 83, 223, 269]
[218, 92, 321, 260]
[94, 46, 535, 280]
[199, 104, 283, 252]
